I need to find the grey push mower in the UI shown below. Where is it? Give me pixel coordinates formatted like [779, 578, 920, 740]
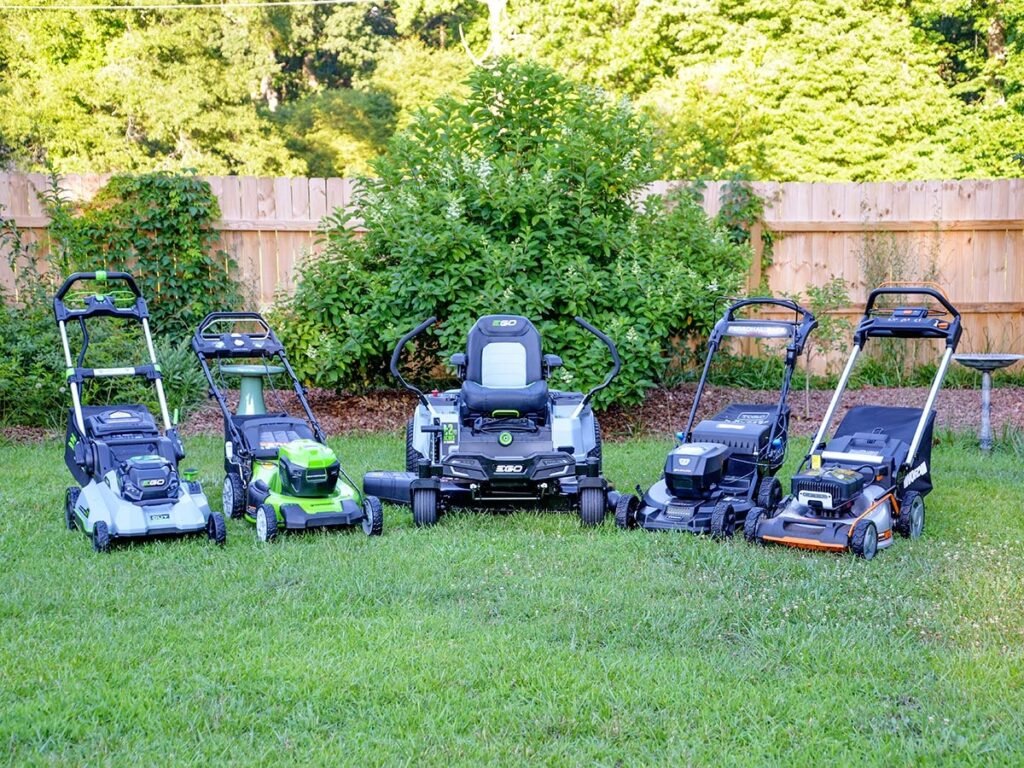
[56, 271, 224, 552]
[746, 285, 962, 559]
[363, 314, 621, 526]
[192, 312, 382, 541]
[617, 298, 817, 537]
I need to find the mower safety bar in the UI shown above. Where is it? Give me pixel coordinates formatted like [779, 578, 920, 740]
[724, 297, 814, 324]
[864, 285, 959, 318]
[55, 270, 142, 300]
[855, 285, 962, 347]
[573, 316, 621, 414]
[195, 311, 274, 340]
[390, 316, 437, 410]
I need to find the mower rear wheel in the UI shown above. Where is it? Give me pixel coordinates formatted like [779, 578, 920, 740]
[256, 504, 278, 543]
[579, 487, 606, 526]
[614, 493, 639, 529]
[362, 496, 384, 536]
[756, 476, 783, 510]
[412, 488, 439, 527]
[92, 520, 110, 553]
[406, 418, 425, 472]
[895, 491, 925, 539]
[64, 487, 80, 531]
[207, 512, 227, 546]
[710, 502, 735, 539]
[851, 521, 878, 560]
[744, 506, 766, 544]
[223, 473, 246, 519]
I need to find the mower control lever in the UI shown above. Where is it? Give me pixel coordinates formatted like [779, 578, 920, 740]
[390, 316, 438, 411]
[573, 316, 621, 415]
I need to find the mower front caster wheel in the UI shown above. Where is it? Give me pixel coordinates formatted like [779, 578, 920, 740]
[579, 487, 606, 527]
[207, 512, 227, 546]
[614, 494, 639, 529]
[362, 496, 384, 536]
[851, 521, 878, 560]
[92, 520, 110, 553]
[64, 487, 80, 531]
[222, 473, 246, 519]
[412, 489, 439, 527]
[256, 504, 278, 543]
[743, 506, 766, 544]
[710, 501, 735, 539]
[895, 491, 925, 539]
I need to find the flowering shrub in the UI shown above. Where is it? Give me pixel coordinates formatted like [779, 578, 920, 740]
[277, 60, 749, 406]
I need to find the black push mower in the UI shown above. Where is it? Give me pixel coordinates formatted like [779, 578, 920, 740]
[363, 314, 621, 525]
[617, 297, 817, 537]
[746, 285, 961, 559]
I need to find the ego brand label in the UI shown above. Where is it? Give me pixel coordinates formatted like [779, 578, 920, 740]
[492, 319, 518, 327]
[495, 464, 524, 474]
[142, 479, 166, 487]
[149, 513, 170, 521]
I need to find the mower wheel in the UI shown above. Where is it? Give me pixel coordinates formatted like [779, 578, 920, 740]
[255, 504, 278, 543]
[744, 506, 766, 544]
[614, 494, 639, 529]
[895, 491, 925, 539]
[406, 418, 425, 472]
[579, 487, 606, 526]
[850, 521, 878, 560]
[92, 520, 110, 553]
[223, 473, 246, 519]
[64, 487, 80, 531]
[362, 495, 384, 536]
[412, 488, 439, 527]
[710, 502, 735, 539]
[756, 476, 783, 510]
[207, 512, 227, 546]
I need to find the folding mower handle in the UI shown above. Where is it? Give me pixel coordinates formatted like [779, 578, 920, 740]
[390, 316, 437, 409]
[194, 311, 273, 340]
[864, 285, 959, 319]
[55, 270, 141, 301]
[574, 316, 621, 412]
[725, 297, 813, 323]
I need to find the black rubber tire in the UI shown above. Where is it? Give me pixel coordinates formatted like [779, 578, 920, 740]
[756, 476, 783, 510]
[895, 491, 925, 539]
[206, 512, 227, 546]
[587, 419, 603, 469]
[223, 472, 246, 519]
[256, 504, 278, 542]
[65, 487, 80, 531]
[850, 520, 878, 560]
[362, 495, 384, 536]
[579, 487, 607, 526]
[744, 506, 766, 544]
[710, 501, 735, 539]
[406, 418, 425, 472]
[614, 493, 639, 529]
[92, 520, 110, 553]
[412, 488, 439, 527]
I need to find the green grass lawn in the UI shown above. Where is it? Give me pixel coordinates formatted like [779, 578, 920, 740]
[2, 433, 1023, 766]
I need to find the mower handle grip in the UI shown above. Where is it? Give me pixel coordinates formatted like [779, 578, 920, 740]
[864, 286, 959, 320]
[194, 311, 273, 339]
[55, 271, 141, 301]
[574, 316, 621, 410]
[725, 297, 814, 324]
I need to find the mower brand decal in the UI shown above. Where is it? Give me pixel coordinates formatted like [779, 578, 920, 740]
[675, 457, 692, 467]
[716, 423, 745, 430]
[149, 513, 170, 521]
[142, 478, 166, 487]
[492, 319, 518, 327]
[495, 464, 524, 473]
[442, 423, 456, 443]
[903, 462, 928, 488]
[68, 433, 78, 450]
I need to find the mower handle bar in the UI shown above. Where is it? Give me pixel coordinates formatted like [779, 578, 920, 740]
[864, 286, 959, 319]
[55, 271, 142, 301]
[390, 316, 437, 409]
[724, 297, 814, 324]
[194, 311, 273, 340]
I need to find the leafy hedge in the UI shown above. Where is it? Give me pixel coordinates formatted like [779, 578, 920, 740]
[277, 60, 750, 406]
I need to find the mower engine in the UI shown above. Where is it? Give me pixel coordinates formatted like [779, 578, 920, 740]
[117, 454, 179, 502]
[278, 439, 340, 497]
[791, 466, 866, 515]
[664, 443, 731, 499]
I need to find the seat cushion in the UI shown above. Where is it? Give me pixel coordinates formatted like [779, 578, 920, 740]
[234, 415, 315, 460]
[461, 380, 549, 417]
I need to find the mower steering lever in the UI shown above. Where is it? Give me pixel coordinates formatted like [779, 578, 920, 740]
[390, 317, 438, 411]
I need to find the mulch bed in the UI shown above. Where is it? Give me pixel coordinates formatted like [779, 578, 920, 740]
[6, 385, 1021, 443]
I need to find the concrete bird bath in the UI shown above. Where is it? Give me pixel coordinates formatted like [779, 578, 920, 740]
[219, 364, 286, 415]
[953, 353, 1024, 451]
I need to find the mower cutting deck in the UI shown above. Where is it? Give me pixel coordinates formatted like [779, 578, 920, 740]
[747, 285, 962, 559]
[617, 298, 817, 537]
[363, 314, 621, 526]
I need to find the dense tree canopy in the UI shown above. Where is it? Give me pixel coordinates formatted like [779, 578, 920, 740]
[0, 0, 1021, 179]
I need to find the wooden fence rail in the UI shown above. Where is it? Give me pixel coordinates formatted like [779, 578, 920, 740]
[2, 174, 1023, 355]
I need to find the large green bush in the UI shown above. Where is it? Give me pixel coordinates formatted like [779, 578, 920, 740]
[278, 60, 750, 406]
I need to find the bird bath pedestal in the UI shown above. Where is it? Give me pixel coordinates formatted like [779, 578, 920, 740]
[953, 354, 1024, 451]
[219, 364, 286, 416]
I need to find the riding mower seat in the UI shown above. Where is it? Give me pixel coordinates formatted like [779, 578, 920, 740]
[457, 316, 551, 422]
[232, 413, 316, 460]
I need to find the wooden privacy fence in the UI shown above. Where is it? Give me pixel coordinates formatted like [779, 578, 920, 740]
[2, 173, 1023, 355]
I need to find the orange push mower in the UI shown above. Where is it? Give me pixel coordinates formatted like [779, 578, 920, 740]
[745, 286, 961, 559]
